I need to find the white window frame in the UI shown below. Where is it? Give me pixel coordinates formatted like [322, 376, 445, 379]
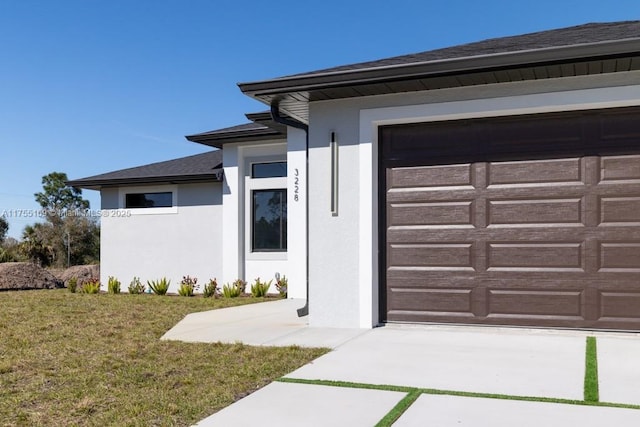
[244, 157, 287, 261]
[118, 184, 178, 215]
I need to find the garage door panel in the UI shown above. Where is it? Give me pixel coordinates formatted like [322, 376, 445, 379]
[487, 242, 584, 271]
[387, 270, 476, 286]
[388, 163, 473, 189]
[487, 198, 584, 226]
[599, 196, 640, 224]
[597, 290, 640, 326]
[382, 107, 640, 330]
[389, 243, 475, 269]
[388, 201, 474, 227]
[598, 242, 640, 272]
[486, 288, 584, 318]
[599, 155, 640, 182]
[487, 158, 584, 186]
[388, 287, 474, 314]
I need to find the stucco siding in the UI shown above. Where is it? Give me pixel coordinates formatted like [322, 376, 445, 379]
[307, 104, 362, 328]
[100, 188, 118, 210]
[100, 182, 222, 293]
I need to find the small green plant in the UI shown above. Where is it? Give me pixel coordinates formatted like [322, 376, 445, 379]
[67, 277, 78, 293]
[251, 277, 272, 297]
[234, 279, 246, 294]
[79, 278, 100, 294]
[107, 276, 121, 294]
[222, 279, 246, 298]
[275, 274, 288, 298]
[203, 278, 218, 298]
[147, 277, 170, 295]
[177, 275, 198, 297]
[128, 277, 145, 294]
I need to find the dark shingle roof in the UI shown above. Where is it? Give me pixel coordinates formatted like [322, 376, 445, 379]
[188, 122, 267, 137]
[289, 21, 640, 77]
[239, 21, 640, 122]
[68, 150, 222, 189]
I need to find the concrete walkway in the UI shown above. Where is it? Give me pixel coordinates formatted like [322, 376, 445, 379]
[162, 298, 367, 348]
[163, 300, 640, 426]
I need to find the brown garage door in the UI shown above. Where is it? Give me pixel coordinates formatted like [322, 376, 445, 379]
[380, 107, 640, 330]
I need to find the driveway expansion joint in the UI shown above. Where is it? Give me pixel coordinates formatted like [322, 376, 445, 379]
[276, 375, 640, 426]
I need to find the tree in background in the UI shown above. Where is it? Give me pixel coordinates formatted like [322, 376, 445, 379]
[0, 216, 17, 262]
[34, 172, 90, 212]
[20, 223, 53, 266]
[20, 172, 100, 267]
[0, 216, 8, 244]
[0, 237, 22, 263]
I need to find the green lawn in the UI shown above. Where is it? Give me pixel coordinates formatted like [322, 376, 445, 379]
[0, 290, 328, 426]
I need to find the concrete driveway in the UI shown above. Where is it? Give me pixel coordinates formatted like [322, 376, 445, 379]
[162, 299, 640, 426]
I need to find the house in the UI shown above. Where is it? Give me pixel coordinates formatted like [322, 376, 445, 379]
[69, 21, 640, 331]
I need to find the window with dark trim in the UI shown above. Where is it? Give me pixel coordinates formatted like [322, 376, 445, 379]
[251, 162, 287, 178]
[125, 192, 173, 208]
[252, 189, 287, 251]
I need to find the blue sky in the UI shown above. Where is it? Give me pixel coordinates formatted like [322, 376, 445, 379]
[1, 0, 638, 238]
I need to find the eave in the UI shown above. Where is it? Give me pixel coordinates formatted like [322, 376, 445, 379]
[67, 172, 222, 191]
[238, 38, 640, 123]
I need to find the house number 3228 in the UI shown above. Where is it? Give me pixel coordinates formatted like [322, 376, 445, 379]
[294, 168, 300, 202]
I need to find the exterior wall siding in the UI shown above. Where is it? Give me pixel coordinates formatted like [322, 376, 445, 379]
[100, 182, 222, 294]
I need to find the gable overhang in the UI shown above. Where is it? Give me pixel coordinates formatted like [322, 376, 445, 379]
[239, 38, 640, 123]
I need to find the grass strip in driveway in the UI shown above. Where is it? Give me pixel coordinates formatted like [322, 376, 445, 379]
[375, 390, 421, 427]
[277, 377, 640, 412]
[584, 336, 599, 402]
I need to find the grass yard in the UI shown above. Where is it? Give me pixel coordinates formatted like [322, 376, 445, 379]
[0, 290, 328, 426]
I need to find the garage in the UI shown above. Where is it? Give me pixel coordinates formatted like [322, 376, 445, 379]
[381, 106, 640, 330]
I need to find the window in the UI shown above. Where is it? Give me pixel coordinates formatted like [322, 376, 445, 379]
[251, 162, 287, 178]
[125, 192, 172, 208]
[252, 189, 287, 251]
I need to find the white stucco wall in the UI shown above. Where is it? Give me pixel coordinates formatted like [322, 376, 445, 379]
[306, 71, 640, 328]
[285, 127, 308, 299]
[221, 137, 306, 298]
[100, 182, 222, 293]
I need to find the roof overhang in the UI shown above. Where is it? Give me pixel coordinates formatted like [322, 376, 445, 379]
[239, 38, 640, 123]
[67, 171, 223, 191]
[185, 114, 287, 148]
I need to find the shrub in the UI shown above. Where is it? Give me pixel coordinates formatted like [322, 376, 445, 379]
[107, 276, 121, 294]
[80, 278, 100, 294]
[147, 277, 170, 295]
[251, 277, 272, 297]
[177, 275, 198, 297]
[203, 278, 218, 298]
[128, 277, 145, 294]
[0, 247, 17, 263]
[67, 276, 78, 293]
[275, 275, 288, 298]
[234, 279, 246, 294]
[222, 279, 246, 298]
